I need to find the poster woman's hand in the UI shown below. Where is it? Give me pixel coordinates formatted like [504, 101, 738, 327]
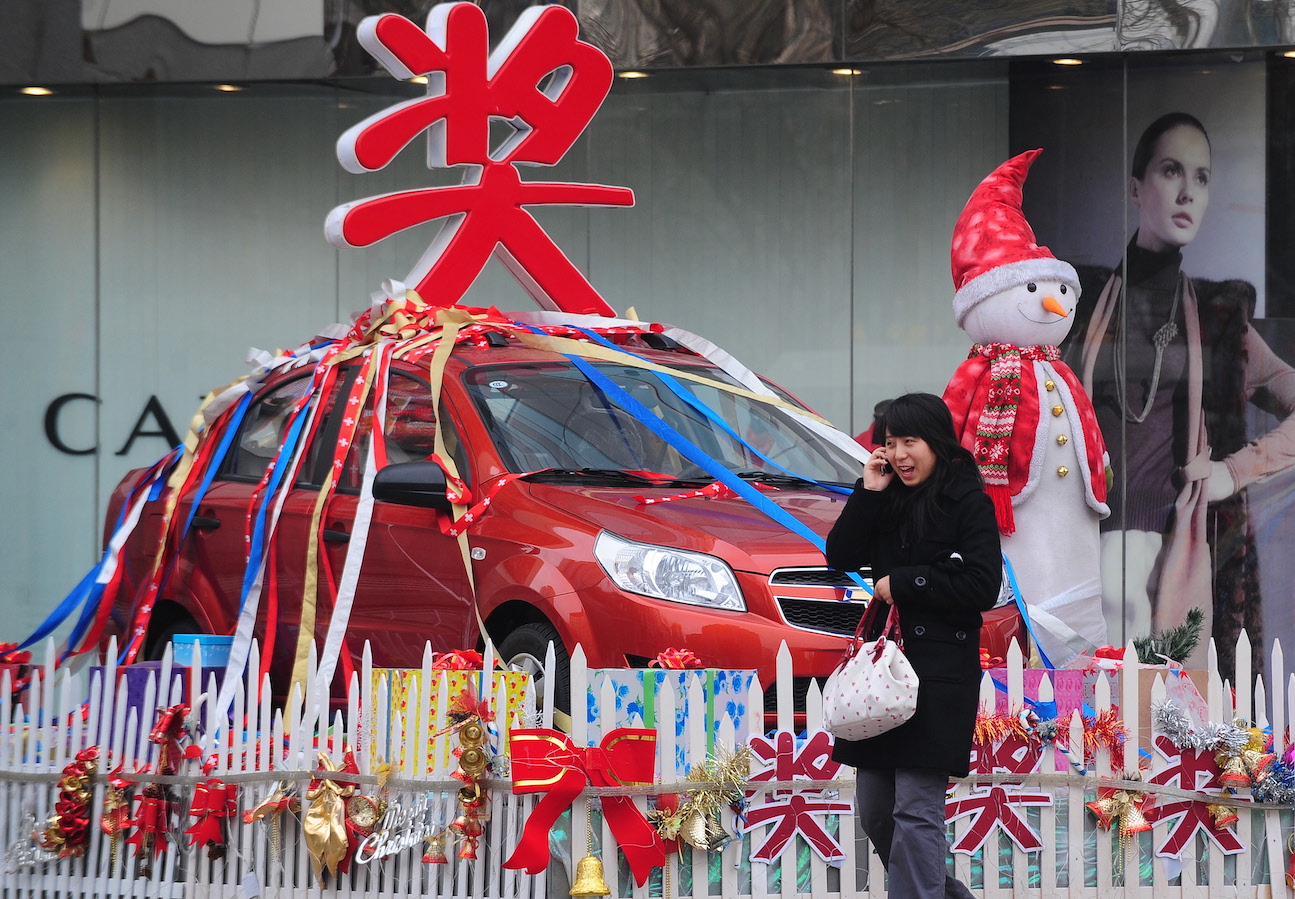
[1206, 460, 1238, 502]
[862, 447, 895, 492]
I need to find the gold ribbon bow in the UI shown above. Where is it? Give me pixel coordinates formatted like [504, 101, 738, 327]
[304, 752, 358, 880]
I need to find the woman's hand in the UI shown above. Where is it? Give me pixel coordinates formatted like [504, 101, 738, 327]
[862, 448, 895, 492]
[1206, 460, 1237, 502]
[873, 575, 893, 605]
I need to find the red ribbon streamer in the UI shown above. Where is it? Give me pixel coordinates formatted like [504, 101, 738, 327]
[504, 727, 666, 885]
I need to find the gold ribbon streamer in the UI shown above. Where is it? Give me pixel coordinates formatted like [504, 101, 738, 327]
[422, 309, 483, 637]
[290, 353, 378, 696]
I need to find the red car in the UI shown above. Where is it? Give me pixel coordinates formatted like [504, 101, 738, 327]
[102, 330, 1022, 714]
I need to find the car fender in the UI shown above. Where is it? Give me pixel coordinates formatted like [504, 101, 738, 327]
[472, 549, 591, 652]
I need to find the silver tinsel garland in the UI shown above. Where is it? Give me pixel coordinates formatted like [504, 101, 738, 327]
[1153, 699, 1295, 804]
[1152, 700, 1248, 754]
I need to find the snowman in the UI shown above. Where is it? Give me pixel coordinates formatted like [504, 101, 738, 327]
[941, 148, 1111, 668]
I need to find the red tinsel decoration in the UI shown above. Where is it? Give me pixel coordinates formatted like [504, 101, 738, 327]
[1083, 708, 1127, 772]
[38, 747, 99, 858]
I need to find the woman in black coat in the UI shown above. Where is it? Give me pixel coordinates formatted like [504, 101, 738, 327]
[826, 392, 1001, 899]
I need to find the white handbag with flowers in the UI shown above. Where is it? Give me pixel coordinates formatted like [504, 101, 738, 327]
[822, 599, 919, 741]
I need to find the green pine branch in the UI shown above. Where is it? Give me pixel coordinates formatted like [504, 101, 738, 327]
[1132, 607, 1205, 665]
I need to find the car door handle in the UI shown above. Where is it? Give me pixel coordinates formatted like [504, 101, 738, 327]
[191, 516, 222, 530]
[323, 529, 350, 544]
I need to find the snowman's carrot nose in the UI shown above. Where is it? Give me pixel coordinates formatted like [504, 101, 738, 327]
[1042, 295, 1068, 317]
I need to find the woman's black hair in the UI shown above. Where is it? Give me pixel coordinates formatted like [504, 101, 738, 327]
[1131, 112, 1210, 180]
[880, 393, 979, 543]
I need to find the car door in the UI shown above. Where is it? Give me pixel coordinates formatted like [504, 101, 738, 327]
[170, 370, 342, 685]
[316, 370, 476, 672]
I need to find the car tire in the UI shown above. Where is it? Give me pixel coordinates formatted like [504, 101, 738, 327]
[142, 614, 201, 662]
[499, 621, 571, 716]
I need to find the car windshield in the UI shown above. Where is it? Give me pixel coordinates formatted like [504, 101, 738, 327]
[462, 361, 860, 486]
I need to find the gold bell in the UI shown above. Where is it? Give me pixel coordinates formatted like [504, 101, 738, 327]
[569, 854, 612, 897]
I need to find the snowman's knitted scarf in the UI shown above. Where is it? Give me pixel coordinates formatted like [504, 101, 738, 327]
[967, 342, 1061, 534]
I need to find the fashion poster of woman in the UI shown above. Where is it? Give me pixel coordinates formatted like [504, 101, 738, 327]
[1008, 57, 1295, 679]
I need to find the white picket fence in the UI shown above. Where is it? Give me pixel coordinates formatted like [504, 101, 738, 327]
[1, 631, 1293, 898]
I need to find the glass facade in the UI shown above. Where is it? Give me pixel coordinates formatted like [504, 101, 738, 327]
[2, 49, 1293, 678]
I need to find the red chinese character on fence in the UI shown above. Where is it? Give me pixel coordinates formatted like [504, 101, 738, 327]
[740, 731, 852, 863]
[326, 2, 633, 317]
[1145, 734, 1244, 859]
[945, 785, 1052, 854]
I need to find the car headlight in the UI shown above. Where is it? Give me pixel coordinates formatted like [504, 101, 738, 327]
[594, 530, 745, 611]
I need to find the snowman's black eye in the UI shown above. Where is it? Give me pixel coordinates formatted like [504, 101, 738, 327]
[1026, 282, 1038, 292]
[1060, 284, 1068, 294]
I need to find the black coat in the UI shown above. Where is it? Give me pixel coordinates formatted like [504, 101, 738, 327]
[824, 463, 1002, 777]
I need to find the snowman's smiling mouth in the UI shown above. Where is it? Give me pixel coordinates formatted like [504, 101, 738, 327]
[1016, 303, 1068, 324]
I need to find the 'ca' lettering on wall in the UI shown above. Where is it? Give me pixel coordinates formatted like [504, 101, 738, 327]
[44, 394, 182, 456]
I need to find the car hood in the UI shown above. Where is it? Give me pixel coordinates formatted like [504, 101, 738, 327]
[518, 481, 851, 573]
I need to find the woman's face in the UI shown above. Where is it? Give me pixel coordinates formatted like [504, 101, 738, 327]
[1131, 124, 1211, 253]
[885, 433, 937, 487]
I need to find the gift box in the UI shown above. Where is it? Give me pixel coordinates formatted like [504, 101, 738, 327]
[87, 662, 224, 749]
[586, 668, 759, 771]
[989, 668, 1091, 722]
[1127, 665, 1209, 757]
[170, 634, 233, 667]
[370, 668, 529, 772]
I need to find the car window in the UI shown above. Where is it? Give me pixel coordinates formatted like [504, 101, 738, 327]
[226, 375, 317, 481]
[463, 361, 859, 484]
[337, 372, 469, 493]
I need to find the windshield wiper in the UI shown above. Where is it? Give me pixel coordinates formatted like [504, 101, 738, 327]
[523, 468, 710, 487]
[731, 470, 821, 488]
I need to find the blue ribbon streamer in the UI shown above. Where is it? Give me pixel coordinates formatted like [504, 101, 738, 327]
[1002, 552, 1056, 670]
[107, 392, 255, 665]
[236, 391, 314, 615]
[527, 326, 872, 595]
[13, 447, 181, 654]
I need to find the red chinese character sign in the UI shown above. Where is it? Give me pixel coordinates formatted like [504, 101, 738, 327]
[1145, 734, 1244, 859]
[326, 2, 633, 317]
[740, 731, 853, 864]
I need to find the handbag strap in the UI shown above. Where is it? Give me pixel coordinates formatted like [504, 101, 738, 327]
[852, 598, 903, 645]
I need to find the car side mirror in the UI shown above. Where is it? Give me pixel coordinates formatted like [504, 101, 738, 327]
[371, 460, 453, 511]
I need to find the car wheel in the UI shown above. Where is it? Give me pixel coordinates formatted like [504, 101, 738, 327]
[499, 621, 571, 716]
[142, 614, 201, 662]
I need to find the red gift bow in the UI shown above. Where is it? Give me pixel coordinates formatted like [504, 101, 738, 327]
[650, 648, 704, 670]
[149, 704, 190, 775]
[126, 787, 173, 858]
[504, 728, 666, 885]
[433, 649, 485, 670]
[186, 779, 238, 855]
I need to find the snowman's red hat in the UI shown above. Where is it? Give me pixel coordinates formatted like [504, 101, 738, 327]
[950, 148, 1079, 327]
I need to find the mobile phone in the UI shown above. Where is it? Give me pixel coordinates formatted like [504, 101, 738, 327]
[881, 462, 893, 475]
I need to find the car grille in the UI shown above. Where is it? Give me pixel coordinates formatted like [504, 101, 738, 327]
[769, 566, 870, 637]
[763, 676, 820, 717]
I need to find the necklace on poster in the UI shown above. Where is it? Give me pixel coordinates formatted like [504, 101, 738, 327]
[1114, 275, 1182, 424]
